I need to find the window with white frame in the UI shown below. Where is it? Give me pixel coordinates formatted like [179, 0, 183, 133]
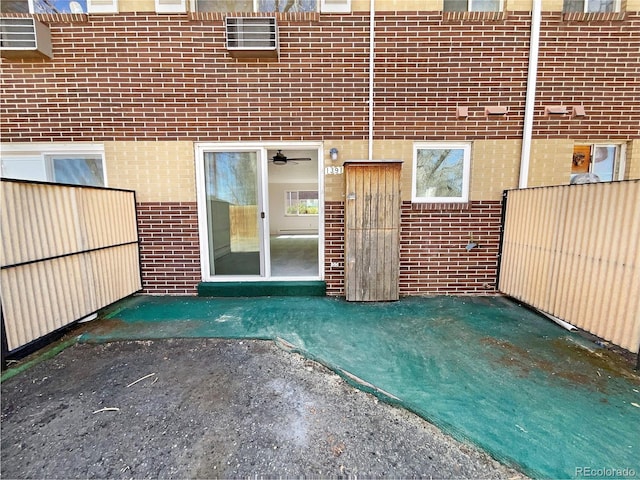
[570, 144, 624, 184]
[155, 0, 186, 13]
[0, 145, 106, 187]
[285, 190, 319, 215]
[443, 0, 502, 12]
[0, 0, 30, 13]
[195, 0, 317, 12]
[412, 143, 471, 203]
[563, 0, 620, 12]
[0, 0, 118, 14]
[320, 0, 350, 12]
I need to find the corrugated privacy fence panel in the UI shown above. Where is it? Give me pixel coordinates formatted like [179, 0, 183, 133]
[499, 180, 640, 353]
[1, 180, 142, 352]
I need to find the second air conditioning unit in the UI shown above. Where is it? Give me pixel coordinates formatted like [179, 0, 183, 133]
[225, 17, 278, 58]
[0, 17, 52, 59]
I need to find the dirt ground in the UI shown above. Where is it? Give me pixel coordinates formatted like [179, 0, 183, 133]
[1, 338, 526, 479]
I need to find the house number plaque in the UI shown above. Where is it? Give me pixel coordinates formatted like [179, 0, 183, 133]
[325, 166, 344, 175]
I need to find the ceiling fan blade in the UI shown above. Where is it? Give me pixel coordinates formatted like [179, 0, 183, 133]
[269, 150, 313, 165]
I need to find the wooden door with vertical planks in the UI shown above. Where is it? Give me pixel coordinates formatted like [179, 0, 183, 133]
[344, 161, 402, 301]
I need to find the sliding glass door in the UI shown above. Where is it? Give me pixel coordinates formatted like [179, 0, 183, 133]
[197, 143, 322, 281]
[203, 150, 262, 276]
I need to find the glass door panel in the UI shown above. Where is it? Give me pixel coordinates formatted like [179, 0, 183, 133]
[270, 189, 319, 277]
[203, 151, 262, 276]
[266, 151, 320, 278]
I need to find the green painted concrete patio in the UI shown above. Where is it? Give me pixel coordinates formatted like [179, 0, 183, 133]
[82, 295, 640, 479]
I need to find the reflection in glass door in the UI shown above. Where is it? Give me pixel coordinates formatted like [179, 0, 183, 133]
[203, 151, 262, 276]
[591, 145, 619, 182]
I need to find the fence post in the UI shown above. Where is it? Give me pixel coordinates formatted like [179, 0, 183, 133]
[1, 306, 8, 370]
[495, 189, 509, 291]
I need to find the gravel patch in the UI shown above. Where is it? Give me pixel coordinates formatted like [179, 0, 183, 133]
[1, 338, 526, 479]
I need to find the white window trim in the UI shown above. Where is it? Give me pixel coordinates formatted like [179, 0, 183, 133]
[617, 143, 627, 179]
[583, 0, 621, 12]
[320, 0, 351, 13]
[0, 143, 107, 186]
[412, 142, 471, 204]
[155, 0, 186, 13]
[26, 0, 89, 13]
[191, 0, 321, 13]
[87, 0, 119, 14]
[469, 0, 504, 11]
[563, 0, 621, 12]
[591, 143, 625, 180]
[443, 0, 504, 11]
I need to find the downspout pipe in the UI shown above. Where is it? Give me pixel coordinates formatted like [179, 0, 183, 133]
[368, 0, 375, 161]
[519, 0, 541, 189]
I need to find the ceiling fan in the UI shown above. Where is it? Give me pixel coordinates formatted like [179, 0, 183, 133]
[270, 150, 312, 166]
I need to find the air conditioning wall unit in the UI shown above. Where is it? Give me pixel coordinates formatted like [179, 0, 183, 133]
[0, 17, 52, 59]
[225, 17, 278, 58]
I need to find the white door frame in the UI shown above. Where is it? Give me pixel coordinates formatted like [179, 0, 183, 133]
[195, 141, 324, 282]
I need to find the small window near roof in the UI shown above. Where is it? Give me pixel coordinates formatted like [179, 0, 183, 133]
[563, 0, 619, 12]
[443, 0, 502, 11]
[87, 0, 118, 13]
[321, 0, 350, 12]
[156, 0, 186, 13]
[195, 0, 252, 11]
[412, 143, 471, 203]
[1, 0, 30, 13]
[195, 0, 317, 12]
[1, 0, 87, 13]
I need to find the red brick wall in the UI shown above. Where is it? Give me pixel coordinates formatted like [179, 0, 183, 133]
[2, 12, 637, 142]
[0, 12, 371, 142]
[324, 200, 502, 296]
[374, 12, 530, 140]
[136, 199, 500, 296]
[324, 201, 346, 296]
[399, 201, 501, 295]
[533, 12, 640, 139]
[137, 202, 201, 295]
[372, 11, 640, 141]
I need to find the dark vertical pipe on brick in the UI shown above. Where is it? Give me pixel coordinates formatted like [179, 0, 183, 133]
[1, 302, 8, 370]
[495, 189, 509, 292]
[133, 190, 144, 294]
